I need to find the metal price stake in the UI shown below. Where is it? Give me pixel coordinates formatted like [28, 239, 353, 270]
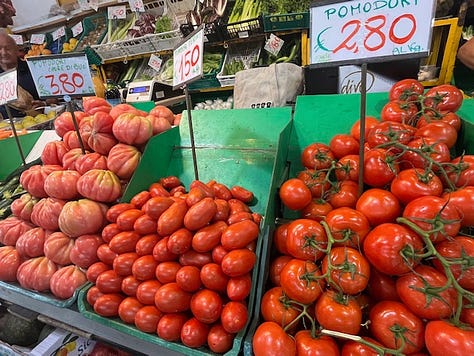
[26, 52, 97, 154]
[309, 0, 437, 195]
[0, 69, 26, 164]
[173, 26, 205, 181]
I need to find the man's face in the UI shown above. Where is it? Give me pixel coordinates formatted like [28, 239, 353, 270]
[0, 35, 18, 70]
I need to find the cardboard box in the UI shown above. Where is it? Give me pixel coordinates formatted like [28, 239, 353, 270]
[29, 328, 95, 356]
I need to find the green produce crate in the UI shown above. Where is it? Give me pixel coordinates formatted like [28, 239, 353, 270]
[78, 107, 293, 356]
[262, 12, 310, 32]
[188, 50, 226, 91]
[0, 130, 42, 181]
[242, 93, 474, 356]
[74, 13, 108, 52]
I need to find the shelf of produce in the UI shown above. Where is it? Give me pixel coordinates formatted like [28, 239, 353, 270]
[0, 288, 182, 356]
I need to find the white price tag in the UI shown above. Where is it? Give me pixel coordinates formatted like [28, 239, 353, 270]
[0, 69, 18, 106]
[30, 34, 45, 45]
[78, 0, 90, 10]
[128, 0, 145, 12]
[72, 22, 84, 37]
[52, 26, 66, 41]
[26, 54, 96, 98]
[9, 34, 23, 45]
[173, 28, 204, 88]
[264, 34, 284, 57]
[89, 0, 99, 11]
[148, 54, 162, 72]
[108, 5, 127, 20]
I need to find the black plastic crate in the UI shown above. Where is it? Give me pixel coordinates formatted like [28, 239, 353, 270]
[222, 16, 264, 41]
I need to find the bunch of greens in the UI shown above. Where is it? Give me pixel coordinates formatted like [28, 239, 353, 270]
[261, 0, 311, 14]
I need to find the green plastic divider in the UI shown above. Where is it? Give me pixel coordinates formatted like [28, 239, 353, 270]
[79, 106, 293, 356]
[0, 131, 42, 181]
[242, 93, 474, 356]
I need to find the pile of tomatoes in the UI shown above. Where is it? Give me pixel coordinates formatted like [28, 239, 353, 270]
[84, 176, 261, 353]
[253, 80, 474, 356]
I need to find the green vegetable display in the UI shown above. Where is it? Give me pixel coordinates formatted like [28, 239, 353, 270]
[228, 0, 263, 23]
[202, 53, 224, 74]
[261, 0, 311, 14]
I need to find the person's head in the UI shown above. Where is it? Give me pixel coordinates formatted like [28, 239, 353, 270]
[0, 31, 18, 71]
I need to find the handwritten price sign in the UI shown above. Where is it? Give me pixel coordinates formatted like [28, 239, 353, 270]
[0, 69, 17, 106]
[108, 5, 127, 19]
[52, 26, 66, 41]
[26, 53, 96, 99]
[148, 54, 162, 72]
[128, 0, 145, 12]
[264, 34, 284, 56]
[173, 28, 204, 88]
[30, 34, 45, 45]
[310, 0, 436, 66]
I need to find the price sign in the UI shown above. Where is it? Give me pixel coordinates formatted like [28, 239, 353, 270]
[128, 0, 145, 12]
[10, 34, 23, 45]
[78, 0, 90, 10]
[264, 34, 284, 57]
[72, 22, 83, 37]
[89, 0, 99, 11]
[52, 26, 66, 41]
[0, 69, 17, 105]
[310, 0, 436, 66]
[173, 28, 204, 88]
[26, 53, 96, 99]
[108, 5, 127, 19]
[30, 34, 45, 45]
[148, 54, 162, 72]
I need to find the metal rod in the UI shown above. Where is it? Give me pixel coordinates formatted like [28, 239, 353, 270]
[5, 105, 26, 165]
[66, 99, 86, 154]
[357, 63, 367, 196]
[184, 85, 199, 181]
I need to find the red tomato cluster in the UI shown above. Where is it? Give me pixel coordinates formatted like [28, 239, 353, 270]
[86, 176, 260, 353]
[255, 81, 474, 356]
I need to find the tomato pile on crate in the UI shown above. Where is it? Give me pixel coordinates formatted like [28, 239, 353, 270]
[85, 177, 260, 353]
[253, 81, 474, 356]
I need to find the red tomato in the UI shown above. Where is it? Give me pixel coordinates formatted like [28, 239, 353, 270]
[93, 293, 124, 317]
[190, 288, 223, 324]
[116, 208, 144, 231]
[447, 155, 474, 188]
[425, 320, 474, 356]
[121, 275, 141, 296]
[356, 188, 401, 226]
[132, 255, 158, 281]
[136, 279, 162, 305]
[181, 317, 209, 348]
[109, 231, 141, 254]
[253, 321, 296, 356]
[113, 252, 139, 276]
[230, 185, 254, 203]
[157, 313, 188, 341]
[175, 265, 202, 292]
[417, 111, 462, 131]
[101, 223, 121, 243]
[207, 323, 235, 354]
[280, 259, 325, 304]
[106, 203, 134, 223]
[363, 223, 424, 275]
[141, 196, 174, 220]
[415, 121, 458, 148]
[227, 273, 252, 301]
[325, 207, 370, 248]
[297, 170, 331, 199]
[389, 78, 424, 102]
[179, 250, 213, 268]
[341, 337, 384, 356]
[221, 301, 248, 333]
[159, 176, 182, 190]
[285, 218, 327, 261]
[390, 168, 443, 204]
[221, 249, 256, 277]
[155, 261, 181, 284]
[350, 116, 379, 142]
[401, 137, 451, 170]
[167, 227, 193, 255]
[157, 199, 188, 237]
[301, 142, 335, 170]
[269, 255, 292, 287]
[315, 289, 362, 335]
[424, 84, 464, 112]
[148, 182, 170, 198]
[367, 267, 400, 302]
[133, 214, 157, 235]
[152, 237, 179, 262]
[134, 305, 162, 333]
[329, 134, 360, 159]
[261, 286, 300, 327]
[402, 195, 461, 243]
[301, 199, 333, 222]
[135, 234, 159, 256]
[86, 286, 103, 306]
[192, 221, 228, 253]
[363, 148, 399, 188]
[295, 331, 340, 356]
[327, 180, 359, 209]
[221, 219, 259, 251]
[183, 197, 217, 231]
[130, 191, 151, 209]
[369, 300, 425, 354]
[154, 282, 192, 313]
[279, 178, 312, 210]
[273, 223, 289, 255]
[200, 263, 229, 293]
[211, 182, 233, 200]
[95, 270, 123, 294]
[321, 246, 370, 295]
[86, 261, 110, 283]
[396, 264, 458, 320]
[118, 297, 143, 324]
[443, 187, 474, 227]
[366, 121, 415, 149]
[335, 154, 360, 182]
[380, 100, 418, 124]
[433, 236, 474, 291]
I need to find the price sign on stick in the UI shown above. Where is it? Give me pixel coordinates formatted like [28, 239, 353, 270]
[173, 28, 204, 89]
[128, 0, 144, 12]
[26, 53, 96, 99]
[310, 0, 436, 67]
[0, 69, 17, 105]
[71, 22, 83, 37]
[108, 5, 127, 19]
[30, 34, 45, 45]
